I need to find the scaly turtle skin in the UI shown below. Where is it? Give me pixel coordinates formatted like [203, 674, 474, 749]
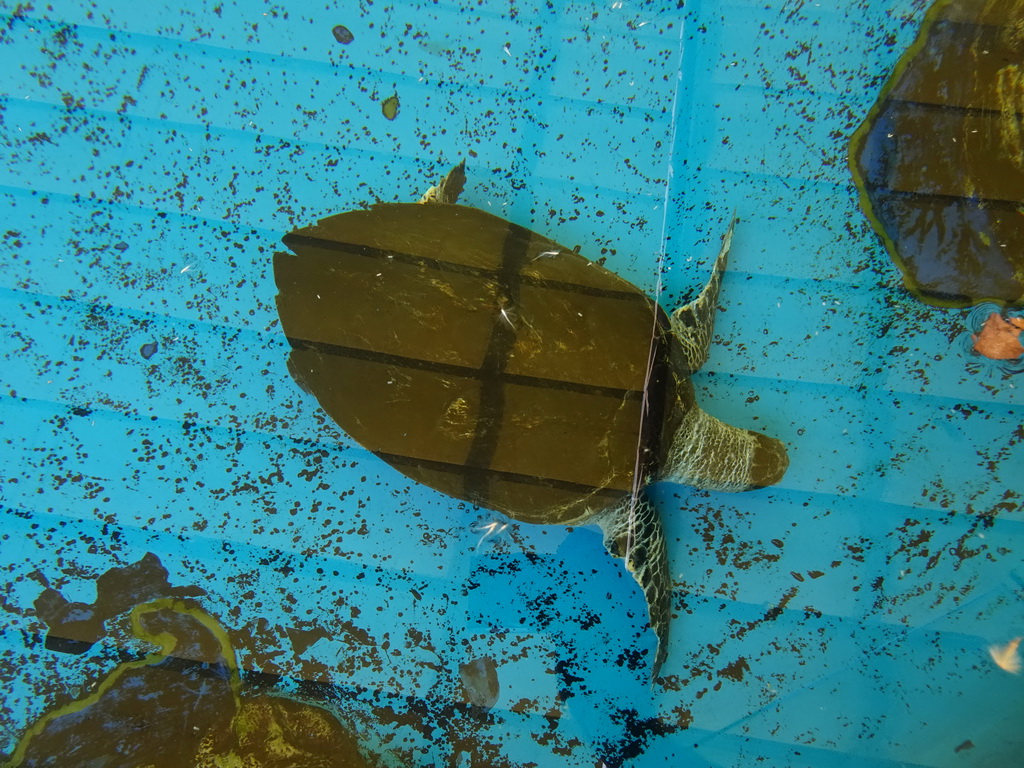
[274, 162, 789, 678]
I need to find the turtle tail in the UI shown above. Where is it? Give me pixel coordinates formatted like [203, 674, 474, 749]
[597, 492, 671, 679]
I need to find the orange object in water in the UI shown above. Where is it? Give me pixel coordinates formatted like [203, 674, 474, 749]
[972, 313, 1024, 360]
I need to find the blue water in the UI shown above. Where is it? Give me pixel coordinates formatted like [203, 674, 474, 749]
[1, 0, 1021, 766]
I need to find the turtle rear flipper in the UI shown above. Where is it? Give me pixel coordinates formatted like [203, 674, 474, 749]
[418, 159, 467, 204]
[669, 214, 736, 374]
[596, 493, 671, 679]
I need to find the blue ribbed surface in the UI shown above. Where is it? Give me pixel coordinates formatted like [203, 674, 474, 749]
[1, 1, 1021, 766]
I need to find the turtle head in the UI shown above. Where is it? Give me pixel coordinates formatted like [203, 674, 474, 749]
[746, 430, 789, 489]
[660, 403, 789, 492]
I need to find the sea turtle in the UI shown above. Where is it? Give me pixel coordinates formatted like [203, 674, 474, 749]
[849, 0, 1024, 308]
[273, 162, 789, 677]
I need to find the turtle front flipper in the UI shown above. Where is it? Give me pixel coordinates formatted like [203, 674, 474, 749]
[595, 493, 671, 679]
[418, 159, 467, 204]
[663, 214, 789, 491]
[670, 214, 736, 374]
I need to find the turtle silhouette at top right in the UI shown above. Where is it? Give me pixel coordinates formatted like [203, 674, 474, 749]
[849, 0, 1024, 316]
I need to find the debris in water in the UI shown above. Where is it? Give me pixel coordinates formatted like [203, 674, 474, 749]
[332, 25, 354, 44]
[459, 656, 500, 710]
[381, 94, 400, 120]
[988, 637, 1022, 674]
[972, 313, 1024, 360]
